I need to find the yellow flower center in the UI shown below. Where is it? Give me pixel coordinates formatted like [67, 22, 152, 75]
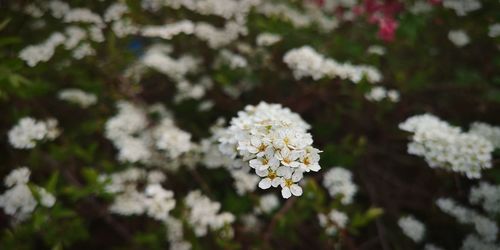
[284, 178, 294, 187]
[258, 143, 267, 152]
[261, 158, 269, 165]
[267, 170, 277, 180]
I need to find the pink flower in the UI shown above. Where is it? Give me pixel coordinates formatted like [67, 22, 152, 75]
[378, 17, 398, 42]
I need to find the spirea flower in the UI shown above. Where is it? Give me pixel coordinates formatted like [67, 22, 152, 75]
[365, 86, 400, 102]
[256, 33, 282, 46]
[469, 182, 500, 216]
[318, 209, 348, 235]
[322, 167, 358, 204]
[283, 46, 381, 83]
[399, 114, 494, 179]
[469, 122, 500, 149]
[255, 193, 280, 214]
[101, 168, 175, 221]
[58, 88, 97, 108]
[184, 190, 235, 237]
[436, 198, 498, 242]
[218, 102, 321, 198]
[448, 30, 470, 47]
[0, 167, 56, 222]
[443, 0, 481, 16]
[8, 117, 60, 149]
[398, 216, 425, 243]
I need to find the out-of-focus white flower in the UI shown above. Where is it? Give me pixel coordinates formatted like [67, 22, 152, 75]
[58, 89, 97, 108]
[322, 167, 358, 204]
[448, 30, 470, 47]
[365, 86, 400, 102]
[398, 216, 425, 243]
[489, 24, 500, 38]
[469, 122, 500, 149]
[399, 114, 493, 179]
[443, 0, 481, 16]
[283, 46, 381, 83]
[318, 209, 348, 235]
[255, 193, 280, 214]
[256, 33, 282, 46]
[8, 117, 59, 149]
[185, 190, 235, 237]
[0, 167, 56, 222]
[19, 32, 65, 67]
[469, 182, 500, 216]
[367, 45, 386, 55]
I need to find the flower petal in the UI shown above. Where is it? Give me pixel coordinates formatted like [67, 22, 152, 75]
[258, 178, 272, 189]
[281, 187, 292, 199]
[290, 185, 303, 196]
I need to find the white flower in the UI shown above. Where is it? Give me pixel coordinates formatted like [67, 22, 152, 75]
[398, 216, 425, 243]
[399, 114, 494, 179]
[255, 193, 280, 214]
[469, 182, 500, 216]
[318, 209, 348, 235]
[488, 23, 500, 38]
[58, 88, 97, 108]
[448, 30, 470, 47]
[469, 122, 500, 149]
[365, 87, 400, 102]
[443, 0, 481, 16]
[4, 167, 30, 187]
[256, 167, 281, 189]
[277, 167, 303, 199]
[322, 167, 357, 204]
[367, 45, 386, 55]
[256, 33, 282, 46]
[8, 117, 59, 149]
[283, 46, 382, 83]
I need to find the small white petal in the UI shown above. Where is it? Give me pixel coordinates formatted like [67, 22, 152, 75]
[281, 187, 292, 199]
[290, 185, 303, 196]
[259, 178, 272, 189]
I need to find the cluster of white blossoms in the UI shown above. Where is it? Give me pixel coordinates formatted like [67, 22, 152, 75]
[184, 190, 235, 237]
[443, 0, 481, 16]
[283, 46, 382, 83]
[469, 182, 500, 216]
[322, 167, 358, 205]
[165, 217, 192, 250]
[256, 33, 282, 46]
[218, 102, 321, 199]
[436, 198, 499, 245]
[364, 86, 400, 102]
[489, 24, 500, 38]
[0, 167, 55, 222]
[58, 88, 97, 108]
[104, 101, 193, 169]
[367, 45, 386, 56]
[399, 114, 494, 179]
[409, 0, 433, 15]
[217, 49, 248, 70]
[19, 32, 65, 67]
[398, 216, 425, 243]
[254, 193, 280, 214]
[318, 209, 348, 235]
[448, 30, 470, 47]
[101, 168, 175, 221]
[469, 122, 500, 149]
[8, 117, 60, 149]
[256, 3, 338, 32]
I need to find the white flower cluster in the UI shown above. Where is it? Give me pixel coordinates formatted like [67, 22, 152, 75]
[105, 101, 193, 168]
[462, 234, 499, 250]
[257, 3, 338, 32]
[184, 190, 235, 237]
[218, 102, 321, 199]
[398, 216, 425, 243]
[254, 193, 280, 214]
[322, 167, 358, 205]
[63, 8, 104, 28]
[102, 168, 175, 221]
[409, 0, 433, 14]
[318, 209, 348, 235]
[448, 30, 470, 47]
[436, 198, 499, 245]
[217, 49, 248, 69]
[283, 46, 382, 83]
[165, 217, 192, 250]
[443, 0, 481, 16]
[19, 32, 65, 67]
[256, 33, 282, 46]
[399, 114, 493, 179]
[489, 24, 500, 38]
[364, 86, 400, 102]
[58, 88, 97, 108]
[469, 182, 500, 216]
[163, 0, 260, 21]
[0, 167, 55, 222]
[141, 45, 200, 81]
[367, 45, 386, 56]
[469, 122, 500, 149]
[8, 117, 60, 149]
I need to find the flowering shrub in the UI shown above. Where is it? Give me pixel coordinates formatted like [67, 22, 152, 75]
[1, 0, 500, 249]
